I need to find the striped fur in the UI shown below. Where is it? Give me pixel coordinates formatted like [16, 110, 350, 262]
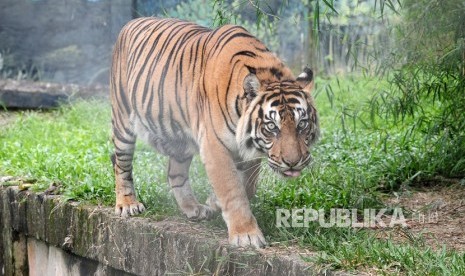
[110, 17, 319, 248]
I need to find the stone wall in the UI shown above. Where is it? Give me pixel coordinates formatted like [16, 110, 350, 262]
[0, 0, 132, 84]
[0, 186, 330, 276]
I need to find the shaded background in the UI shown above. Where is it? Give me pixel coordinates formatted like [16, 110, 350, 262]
[0, 0, 390, 84]
[0, 0, 133, 84]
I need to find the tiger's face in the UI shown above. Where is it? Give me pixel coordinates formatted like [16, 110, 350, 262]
[259, 91, 318, 177]
[237, 68, 319, 177]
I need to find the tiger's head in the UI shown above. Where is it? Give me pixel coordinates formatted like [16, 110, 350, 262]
[237, 67, 319, 177]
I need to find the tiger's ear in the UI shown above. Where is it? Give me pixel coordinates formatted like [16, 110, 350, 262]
[296, 67, 314, 94]
[243, 73, 260, 102]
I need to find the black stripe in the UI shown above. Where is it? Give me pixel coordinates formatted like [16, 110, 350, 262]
[171, 178, 188, 188]
[235, 96, 241, 117]
[223, 60, 241, 125]
[245, 138, 254, 148]
[113, 142, 134, 155]
[284, 98, 301, 104]
[270, 100, 280, 107]
[209, 27, 238, 55]
[168, 174, 187, 180]
[270, 67, 283, 79]
[283, 91, 306, 98]
[216, 86, 236, 135]
[258, 107, 263, 119]
[112, 107, 133, 136]
[113, 129, 135, 145]
[217, 32, 256, 53]
[149, 23, 194, 137]
[131, 23, 171, 109]
[230, 50, 257, 62]
[207, 104, 232, 152]
[246, 66, 256, 74]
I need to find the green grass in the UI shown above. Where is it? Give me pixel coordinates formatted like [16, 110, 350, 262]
[0, 104, 115, 202]
[1, 75, 464, 275]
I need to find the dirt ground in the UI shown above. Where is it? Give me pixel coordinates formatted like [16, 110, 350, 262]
[383, 180, 465, 251]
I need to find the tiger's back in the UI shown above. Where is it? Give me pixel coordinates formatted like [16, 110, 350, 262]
[110, 17, 319, 248]
[111, 17, 294, 158]
[110, 18, 208, 159]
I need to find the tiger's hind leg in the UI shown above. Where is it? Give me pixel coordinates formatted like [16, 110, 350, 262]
[112, 118, 145, 217]
[168, 156, 214, 220]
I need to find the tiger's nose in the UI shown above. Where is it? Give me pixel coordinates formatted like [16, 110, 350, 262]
[282, 156, 300, 168]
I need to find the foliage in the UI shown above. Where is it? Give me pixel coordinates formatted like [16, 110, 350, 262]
[162, 0, 281, 51]
[372, 0, 465, 178]
[156, 0, 394, 72]
[164, 0, 215, 27]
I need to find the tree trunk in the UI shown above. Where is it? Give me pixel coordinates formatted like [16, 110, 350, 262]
[305, 0, 318, 72]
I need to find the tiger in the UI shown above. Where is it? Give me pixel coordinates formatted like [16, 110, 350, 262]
[110, 17, 319, 248]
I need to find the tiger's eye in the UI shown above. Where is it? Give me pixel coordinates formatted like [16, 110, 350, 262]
[298, 120, 308, 130]
[266, 122, 277, 131]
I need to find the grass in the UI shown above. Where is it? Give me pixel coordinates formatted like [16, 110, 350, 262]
[0, 104, 115, 202]
[1, 75, 464, 274]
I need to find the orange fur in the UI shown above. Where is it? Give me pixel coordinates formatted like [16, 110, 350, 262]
[110, 18, 319, 248]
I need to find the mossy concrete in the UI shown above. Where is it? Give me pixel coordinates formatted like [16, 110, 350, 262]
[1, 187, 335, 275]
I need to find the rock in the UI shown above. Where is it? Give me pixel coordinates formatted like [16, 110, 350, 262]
[0, 79, 108, 109]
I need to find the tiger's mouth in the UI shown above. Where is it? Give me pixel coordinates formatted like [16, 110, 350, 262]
[268, 163, 303, 178]
[281, 169, 301, 178]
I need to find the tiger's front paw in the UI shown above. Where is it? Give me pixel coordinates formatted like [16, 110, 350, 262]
[184, 204, 215, 221]
[115, 195, 145, 217]
[229, 226, 267, 248]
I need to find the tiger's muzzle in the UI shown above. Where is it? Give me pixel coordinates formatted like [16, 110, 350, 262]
[267, 153, 313, 178]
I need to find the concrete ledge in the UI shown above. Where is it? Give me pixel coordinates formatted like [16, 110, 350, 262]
[0, 79, 108, 109]
[1, 187, 332, 275]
